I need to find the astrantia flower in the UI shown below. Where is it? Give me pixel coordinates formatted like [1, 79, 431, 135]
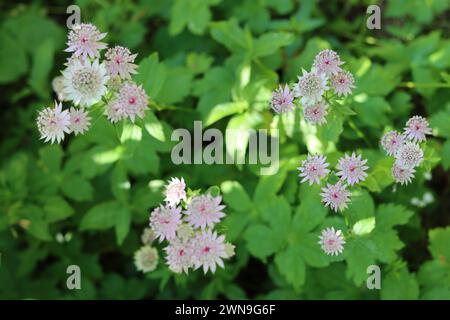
[117, 82, 149, 122]
[320, 181, 351, 212]
[164, 177, 187, 207]
[68, 107, 91, 135]
[271, 84, 295, 114]
[392, 163, 415, 185]
[52, 76, 65, 101]
[330, 70, 355, 97]
[149, 204, 182, 242]
[134, 246, 158, 273]
[336, 152, 369, 186]
[293, 69, 328, 106]
[192, 230, 228, 274]
[404, 115, 432, 142]
[36, 101, 71, 144]
[318, 227, 345, 256]
[105, 46, 138, 80]
[176, 223, 194, 242]
[303, 101, 328, 125]
[312, 49, 344, 75]
[381, 130, 405, 156]
[105, 99, 126, 123]
[184, 194, 225, 230]
[141, 228, 156, 245]
[65, 23, 107, 60]
[298, 154, 330, 186]
[62, 59, 109, 107]
[164, 238, 194, 274]
[395, 142, 424, 169]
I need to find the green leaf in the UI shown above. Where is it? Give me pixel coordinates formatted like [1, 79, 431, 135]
[381, 267, 419, 300]
[352, 217, 376, 236]
[156, 66, 193, 104]
[275, 246, 306, 290]
[170, 0, 221, 35]
[344, 236, 377, 285]
[253, 32, 294, 57]
[203, 101, 248, 127]
[375, 204, 413, 230]
[29, 39, 54, 98]
[61, 175, 93, 202]
[134, 53, 167, 98]
[220, 180, 253, 212]
[43, 196, 74, 223]
[115, 205, 131, 245]
[210, 20, 249, 53]
[244, 224, 283, 260]
[0, 28, 27, 84]
[143, 111, 166, 142]
[80, 201, 122, 231]
[428, 227, 450, 261]
[293, 184, 327, 233]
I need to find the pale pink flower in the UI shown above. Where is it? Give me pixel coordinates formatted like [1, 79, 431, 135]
[141, 228, 156, 245]
[52, 76, 65, 101]
[297, 154, 330, 186]
[149, 204, 182, 242]
[293, 69, 328, 106]
[404, 115, 432, 142]
[164, 238, 194, 274]
[36, 101, 71, 144]
[192, 230, 228, 274]
[117, 82, 149, 122]
[303, 101, 328, 125]
[105, 99, 126, 123]
[65, 23, 107, 60]
[184, 194, 225, 230]
[320, 181, 351, 212]
[381, 130, 405, 156]
[134, 246, 159, 273]
[313, 49, 344, 75]
[318, 227, 345, 256]
[271, 84, 295, 113]
[395, 142, 424, 169]
[330, 70, 355, 97]
[164, 177, 187, 207]
[105, 46, 138, 80]
[336, 152, 369, 186]
[68, 107, 91, 135]
[392, 163, 415, 185]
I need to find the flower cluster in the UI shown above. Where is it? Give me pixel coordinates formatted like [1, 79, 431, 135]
[36, 23, 147, 144]
[134, 178, 235, 274]
[381, 116, 431, 185]
[298, 152, 369, 257]
[270, 49, 355, 126]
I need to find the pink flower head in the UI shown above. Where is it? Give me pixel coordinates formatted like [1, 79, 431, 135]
[318, 227, 345, 256]
[293, 69, 328, 106]
[184, 194, 225, 230]
[164, 238, 194, 274]
[392, 163, 415, 186]
[336, 152, 369, 186]
[313, 49, 344, 75]
[117, 82, 149, 122]
[404, 115, 432, 142]
[298, 154, 330, 186]
[381, 130, 405, 156]
[149, 204, 182, 242]
[192, 230, 228, 274]
[164, 177, 187, 207]
[105, 99, 126, 123]
[105, 46, 138, 80]
[320, 181, 351, 212]
[395, 142, 424, 169]
[330, 70, 355, 97]
[65, 23, 107, 61]
[68, 107, 91, 135]
[271, 84, 295, 114]
[303, 101, 328, 125]
[36, 101, 71, 144]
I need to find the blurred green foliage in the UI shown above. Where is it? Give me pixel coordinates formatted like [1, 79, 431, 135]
[0, 0, 450, 300]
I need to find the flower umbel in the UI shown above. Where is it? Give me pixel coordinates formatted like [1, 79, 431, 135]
[68, 107, 91, 135]
[184, 194, 225, 230]
[117, 82, 149, 122]
[293, 69, 328, 106]
[313, 49, 344, 75]
[303, 101, 329, 125]
[134, 246, 159, 273]
[36, 101, 71, 144]
[318, 227, 345, 256]
[381, 130, 405, 156]
[192, 230, 228, 274]
[105, 46, 138, 80]
[320, 181, 351, 212]
[271, 84, 295, 114]
[149, 204, 182, 242]
[392, 163, 416, 186]
[336, 152, 369, 186]
[298, 154, 330, 186]
[164, 238, 194, 274]
[65, 23, 107, 60]
[164, 177, 187, 207]
[404, 115, 432, 142]
[395, 142, 424, 169]
[330, 70, 355, 97]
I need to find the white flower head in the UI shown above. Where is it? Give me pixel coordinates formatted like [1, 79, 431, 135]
[134, 246, 159, 273]
[192, 230, 228, 274]
[68, 107, 91, 135]
[149, 204, 182, 242]
[381, 130, 405, 156]
[331, 70, 355, 97]
[336, 152, 369, 186]
[184, 194, 226, 230]
[271, 84, 295, 114]
[318, 227, 345, 256]
[392, 163, 415, 186]
[293, 69, 328, 106]
[313, 49, 344, 75]
[164, 238, 194, 274]
[164, 177, 187, 207]
[320, 181, 352, 212]
[303, 100, 328, 125]
[117, 82, 149, 122]
[65, 23, 107, 60]
[298, 154, 330, 186]
[404, 115, 432, 142]
[62, 59, 109, 107]
[105, 46, 138, 80]
[36, 101, 71, 144]
[395, 142, 424, 169]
